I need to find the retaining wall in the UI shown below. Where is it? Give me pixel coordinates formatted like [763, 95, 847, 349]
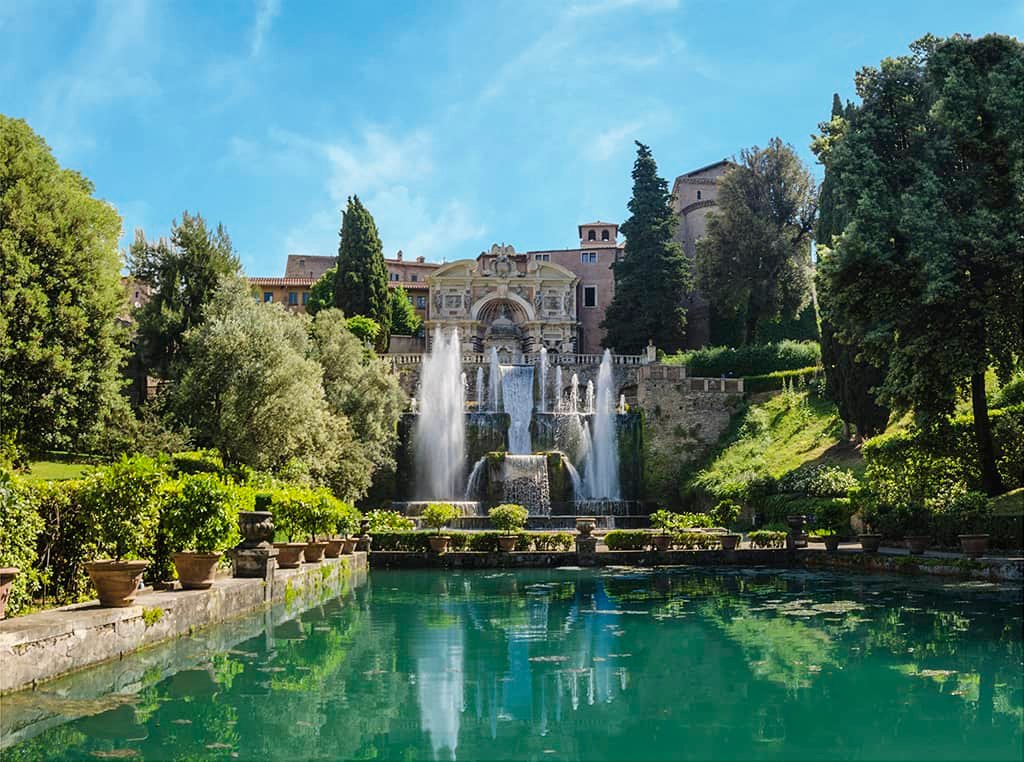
[370, 548, 792, 569]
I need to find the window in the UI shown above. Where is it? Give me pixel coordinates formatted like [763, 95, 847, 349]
[601, 229, 610, 241]
[534, 253, 550, 261]
[302, 292, 310, 305]
[411, 274, 418, 282]
[416, 296, 427, 309]
[288, 292, 298, 306]
[263, 292, 273, 302]
[581, 252, 597, 264]
[583, 286, 597, 308]
[697, 190, 702, 200]
[587, 230, 596, 241]
[389, 272, 400, 281]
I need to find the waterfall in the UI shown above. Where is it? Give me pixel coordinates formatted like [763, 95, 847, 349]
[582, 350, 620, 500]
[502, 454, 550, 515]
[501, 364, 535, 454]
[414, 328, 466, 499]
[537, 347, 548, 413]
[465, 456, 487, 499]
[564, 459, 584, 502]
[554, 366, 563, 411]
[488, 347, 501, 412]
[475, 367, 484, 409]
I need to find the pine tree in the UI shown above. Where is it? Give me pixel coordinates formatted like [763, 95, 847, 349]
[333, 196, 391, 352]
[602, 142, 690, 354]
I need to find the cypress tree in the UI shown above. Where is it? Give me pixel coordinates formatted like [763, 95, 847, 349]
[602, 142, 690, 354]
[333, 196, 391, 351]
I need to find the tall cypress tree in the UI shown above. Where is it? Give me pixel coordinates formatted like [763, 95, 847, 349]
[333, 196, 391, 351]
[602, 142, 690, 354]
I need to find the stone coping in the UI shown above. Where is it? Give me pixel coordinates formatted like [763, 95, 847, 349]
[799, 546, 1023, 581]
[370, 548, 793, 569]
[0, 553, 367, 698]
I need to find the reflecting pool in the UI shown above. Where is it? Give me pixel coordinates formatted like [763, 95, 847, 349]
[3, 568, 1022, 760]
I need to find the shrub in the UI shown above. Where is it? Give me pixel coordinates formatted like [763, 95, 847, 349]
[26, 478, 93, 604]
[365, 509, 414, 532]
[778, 465, 859, 498]
[531, 532, 574, 551]
[649, 509, 681, 533]
[170, 450, 225, 476]
[489, 504, 528, 535]
[816, 497, 854, 535]
[672, 531, 723, 550]
[603, 530, 650, 550]
[368, 531, 570, 552]
[0, 471, 45, 616]
[747, 530, 787, 548]
[160, 474, 240, 554]
[677, 512, 715, 528]
[710, 500, 742, 527]
[335, 502, 362, 537]
[272, 487, 346, 541]
[345, 315, 381, 344]
[744, 366, 821, 394]
[422, 503, 461, 535]
[663, 340, 821, 377]
[993, 375, 1024, 408]
[78, 455, 165, 561]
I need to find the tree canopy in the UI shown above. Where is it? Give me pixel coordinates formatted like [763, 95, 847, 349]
[814, 34, 1024, 493]
[602, 142, 690, 353]
[333, 196, 390, 352]
[696, 139, 817, 345]
[0, 115, 128, 455]
[306, 265, 336, 316]
[389, 287, 422, 336]
[130, 211, 241, 379]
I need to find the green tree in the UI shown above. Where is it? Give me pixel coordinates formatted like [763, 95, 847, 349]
[345, 315, 381, 345]
[389, 287, 422, 336]
[130, 211, 241, 379]
[815, 35, 1023, 494]
[0, 116, 129, 454]
[696, 139, 817, 345]
[602, 142, 690, 353]
[173, 280, 373, 501]
[306, 265, 335, 316]
[333, 196, 390, 352]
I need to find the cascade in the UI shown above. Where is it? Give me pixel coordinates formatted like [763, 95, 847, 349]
[475, 367, 485, 409]
[564, 459, 584, 502]
[488, 347, 501, 412]
[502, 454, 551, 515]
[553, 366, 564, 411]
[501, 364, 535, 454]
[465, 456, 487, 499]
[537, 347, 548, 413]
[414, 328, 466, 499]
[582, 350, 620, 500]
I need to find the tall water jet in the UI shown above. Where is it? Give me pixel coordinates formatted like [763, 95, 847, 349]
[488, 347, 501, 412]
[414, 328, 466, 499]
[582, 350, 621, 499]
[537, 347, 548, 412]
[554, 366, 564, 411]
[585, 380, 595, 414]
[501, 364, 535, 454]
[475, 367, 485, 409]
[568, 373, 580, 413]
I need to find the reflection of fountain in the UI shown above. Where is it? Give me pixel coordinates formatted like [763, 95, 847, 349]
[415, 622, 463, 760]
[414, 328, 466, 499]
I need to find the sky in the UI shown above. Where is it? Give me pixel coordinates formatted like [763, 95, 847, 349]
[2, 0, 1021, 275]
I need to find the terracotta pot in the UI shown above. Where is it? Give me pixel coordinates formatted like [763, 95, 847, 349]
[324, 538, 344, 558]
[85, 560, 149, 607]
[303, 541, 329, 563]
[959, 534, 990, 558]
[652, 534, 672, 552]
[859, 534, 882, 553]
[0, 566, 19, 620]
[720, 534, 740, 551]
[428, 535, 451, 554]
[172, 552, 222, 590]
[497, 535, 518, 552]
[273, 542, 306, 569]
[341, 537, 358, 555]
[905, 536, 930, 555]
[576, 517, 597, 537]
[823, 535, 841, 552]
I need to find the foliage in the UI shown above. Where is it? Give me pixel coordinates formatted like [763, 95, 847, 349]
[369, 531, 572, 552]
[389, 287, 422, 336]
[710, 500, 742, 527]
[602, 530, 650, 550]
[813, 35, 1024, 495]
[672, 532, 724, 550]
[160, 473, 240, 553]
[335, 502, 362, 536]
[489, 503, 528, 534]
[305, 266, 336, 317]
[663, 340, 820, 377]
[743, 366, 821, 394]
[0, 470, 45, 615]
[170, 449, 224, 476]
[696, 139, 817, 345]
[649, 509, 681, 533]
[77, 454, 165, 561]
[778, 464, 859, 497]
[23, 478, 93, 604]
[334, 196, 391, 352]
[747, 530, 787, 549]
[271, 487, 346, 541]
[0, 115, 130, 455]
[993, 375, 1024, 408]
[602, 142, 691, 353]
[94, 405, 193, 460]
[421, 503, 460, 534]
[364, 509, 414, 533]
[130, 211, 242, 380]
[345, 315, 381, 344]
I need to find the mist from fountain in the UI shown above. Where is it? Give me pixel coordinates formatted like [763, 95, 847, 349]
[538, 347, 548, 413]
[585, 380, 595, 414]
[488, 347, 501, 412]
[553, 366, 563, 411]
[582, 350, 621, 500]
[414, 328, 466, 499]
[568, 373, 579, 413]
[475, 367, 485, 409]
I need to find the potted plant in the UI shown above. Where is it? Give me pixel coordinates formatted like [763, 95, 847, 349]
[270, 491, 309, 569]
[649, 510, 680, 552]
[81, 456, 163, 607]
[711, 500, 742, 550]
[809, 528, 841, 552]
[297, 491, 340, 563]
[902, 505, 931, 555]
[335, 504, 362, 556]
[951, 491, 991, 558]
[423, 503, 461, 553]
[163, 474, 240, 590]
[489, 504, 528, 551]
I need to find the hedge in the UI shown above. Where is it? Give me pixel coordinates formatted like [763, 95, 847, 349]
[370, 531, 574, 552]
[0, 471, 45, 616]
[663, 341, 821, 377]
[744, 366, 822, 394]
[603, 529, 727, 551]
[747, 530, 787, 549]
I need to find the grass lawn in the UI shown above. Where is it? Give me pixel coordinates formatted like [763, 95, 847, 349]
[24, 460, 93, 481]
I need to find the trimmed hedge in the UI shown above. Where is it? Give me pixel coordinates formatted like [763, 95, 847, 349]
[370, 531, 573, 552]
[744, 366, 822, 394]
[603, 529, 727, 551]
[0, 471, 45, 616]
[747, 530, 787, 549]
[663, 340, 821, 377]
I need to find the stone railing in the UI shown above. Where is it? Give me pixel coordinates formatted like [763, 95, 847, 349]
[389, 352, 649, 367]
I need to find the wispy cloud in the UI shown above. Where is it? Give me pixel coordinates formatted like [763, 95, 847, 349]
[249, 0, 281, 58]
[567, 0, 680, 18]
[585, 121, 645, 161]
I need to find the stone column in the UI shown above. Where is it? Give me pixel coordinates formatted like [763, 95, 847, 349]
[575, 517, 598, 566]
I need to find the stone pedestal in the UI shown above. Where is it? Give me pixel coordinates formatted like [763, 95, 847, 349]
[232, 510, 279, 593]
[575, 535, 598, 565]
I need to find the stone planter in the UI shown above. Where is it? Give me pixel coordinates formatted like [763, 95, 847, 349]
[823, 535, 841, 552]
[303, 541, 329, 563]
[859, 534, 882, 553]
[341, 537, 358, 555]
[905, 536, 930, 555]
[324, 538, 344, 558]
[720, 534, 740, 551]
[497, 535, 518, 552]
[172, 552, 222, 590]
[85, 560, 149, 607]
[428, 535, 451, 554]
[652, 534, 672, 552]
[575, 517, 597, 538]
[0, 566, 19, 620]
[959, 534, 990, 558]
[273, 543, 306, 569]
[237, 511, 275, 548]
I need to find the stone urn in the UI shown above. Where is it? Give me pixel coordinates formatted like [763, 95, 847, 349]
[823, 535, 841, 552]
[172, 552, 222, 590]
[720, 534, 740, 551]
[85, 560, 149, 607]
[575, 517, 597, 538]
[342, 537, 358, 555]
[905, 536, 930, 555]
[238, 511, 275, 548]
[356, 519, 372, 552]
[959, 534, 990, 558]
[273, 543, 306, 569]
[859, 534, 882, 553]
[785, 514, 808, 548]
[497, 535, 517, 552]
[652, 534, 672, 552]
[428, 535, 451, 554]
[0, 566, 19, 620]
[324, 538, 345, 558]
[303, 541, 329, 563]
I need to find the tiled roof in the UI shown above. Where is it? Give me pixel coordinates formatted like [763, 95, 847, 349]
[248, 277, 316, 287]
[680, 159, 732, 178]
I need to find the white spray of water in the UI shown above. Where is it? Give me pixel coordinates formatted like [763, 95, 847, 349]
[537, 347, 548, 412]
[465, 456, 487, 499]
[585, 380, 595, 414]
[618, 394, 627, 414]
[554, 366, 564, 411]
[501, 364, 535, 454]
[568, 373, 580, 413]
[488, 347, 501, 412]
[414, 328, 466, 499]
[564, 459, 584, 502]
[582, 350, 621, 499]
[475, 367, 484, 409]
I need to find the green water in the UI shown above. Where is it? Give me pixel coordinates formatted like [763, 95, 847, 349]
[3, 568, 1022, 761]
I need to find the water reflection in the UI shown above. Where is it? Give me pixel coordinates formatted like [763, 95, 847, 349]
[3, 568, 1022, 761]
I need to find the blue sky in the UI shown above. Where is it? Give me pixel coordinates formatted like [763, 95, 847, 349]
[2, 1, 1021, 275]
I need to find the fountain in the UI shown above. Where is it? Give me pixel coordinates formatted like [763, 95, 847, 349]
[488, 347, 501, 412]
[537, 347, 548, 413]
[414, 328, 467, 500]
[501, 364, 535, 454]
[501, 454, 551, 515]
[553, 365, 563, 411]
[582, 350, 621, 500]
[475, 367, 485, 409]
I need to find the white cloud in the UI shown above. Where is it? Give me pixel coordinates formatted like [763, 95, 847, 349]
[567, 0, 680, 18]
[249, 0, 281, 58]
[586, 121, 645, 161]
